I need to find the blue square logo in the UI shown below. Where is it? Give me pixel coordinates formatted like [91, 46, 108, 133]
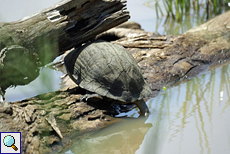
[0, 132, 21, 154]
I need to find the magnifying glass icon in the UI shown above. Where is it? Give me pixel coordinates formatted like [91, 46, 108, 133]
[3, 135, 18, 151]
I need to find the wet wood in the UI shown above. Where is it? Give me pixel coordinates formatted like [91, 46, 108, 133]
[1, 7, 230, 154]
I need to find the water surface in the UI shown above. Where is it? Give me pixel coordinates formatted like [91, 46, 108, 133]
[0, 0, 62, 101]
[63, 63, 230, 154]
[1, 1, 230, 154]
[0, 0, 210, 101]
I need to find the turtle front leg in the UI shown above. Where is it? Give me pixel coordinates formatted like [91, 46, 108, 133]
[134, 99, 150, 117]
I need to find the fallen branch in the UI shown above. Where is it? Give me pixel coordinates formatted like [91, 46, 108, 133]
[1, 4, 230, 154]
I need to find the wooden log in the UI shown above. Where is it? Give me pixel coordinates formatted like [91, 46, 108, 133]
[0, 0, 129, 64]
[1, 4, 230, 154]
[0, 88, 121, 154]
[104, 10, 230, 94]
[0, 0, 129, 94]
[0, 1, 129, 153]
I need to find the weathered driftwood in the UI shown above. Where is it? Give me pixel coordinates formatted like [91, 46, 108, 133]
[0, 0, 129, 94]
[103, 10, 230, 95]
[1, 7, 230, 154]
[0, 0, 129, 55]
[0, 0, 129, 153]
[0, 88, 121, 154]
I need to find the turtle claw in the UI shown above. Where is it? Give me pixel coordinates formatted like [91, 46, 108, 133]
[80, 95, 87, 102]
[0, 88, 5, 103]
[135, 99, 150, 117]
[80, 94, 103, 102]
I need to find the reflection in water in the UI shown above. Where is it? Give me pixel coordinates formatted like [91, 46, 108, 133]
[64, 63, 230, 154]
[141, 63, 230, 154]
[0, 0, 61, 101]
[0, 45, 40, 100]
[0, 1, 230, 153]
[0, 45, 63, 102]
[62, 118, 152, 154]
[128, 0, 230, 35]
[5, 67, 63, 102]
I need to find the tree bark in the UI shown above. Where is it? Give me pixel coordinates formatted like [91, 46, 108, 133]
[104, 10, 230, 95]
[0, 88, 121, 154]
[0, 0, 129, 64]
[0, 0, 129, 94]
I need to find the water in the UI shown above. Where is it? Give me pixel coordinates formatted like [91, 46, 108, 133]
[62, 118, 152, 154]
[0, 0, 60, 22]
[63, 64, 230, 154]
[0, 0, 62, 101]
[128, 0, 230, 35]
[5, 67, 63, 102]
[143, 64, 230, 154]
[1, 0, 230, 154]
[0, 0, 215, 101]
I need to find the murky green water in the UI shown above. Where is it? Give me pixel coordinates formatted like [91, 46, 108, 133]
[63, 64, 230, 154]
[1, 1, 230, 154]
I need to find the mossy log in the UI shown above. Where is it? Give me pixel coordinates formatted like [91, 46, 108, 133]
[0, 88, 120, 154]
[1, 3, 230, 154]
[0, 0, 129, 93]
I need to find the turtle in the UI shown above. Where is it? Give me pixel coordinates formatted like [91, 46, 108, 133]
[64, 40, 152, 116]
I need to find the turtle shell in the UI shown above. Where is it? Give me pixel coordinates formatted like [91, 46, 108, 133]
[64, 40, 151, 103]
